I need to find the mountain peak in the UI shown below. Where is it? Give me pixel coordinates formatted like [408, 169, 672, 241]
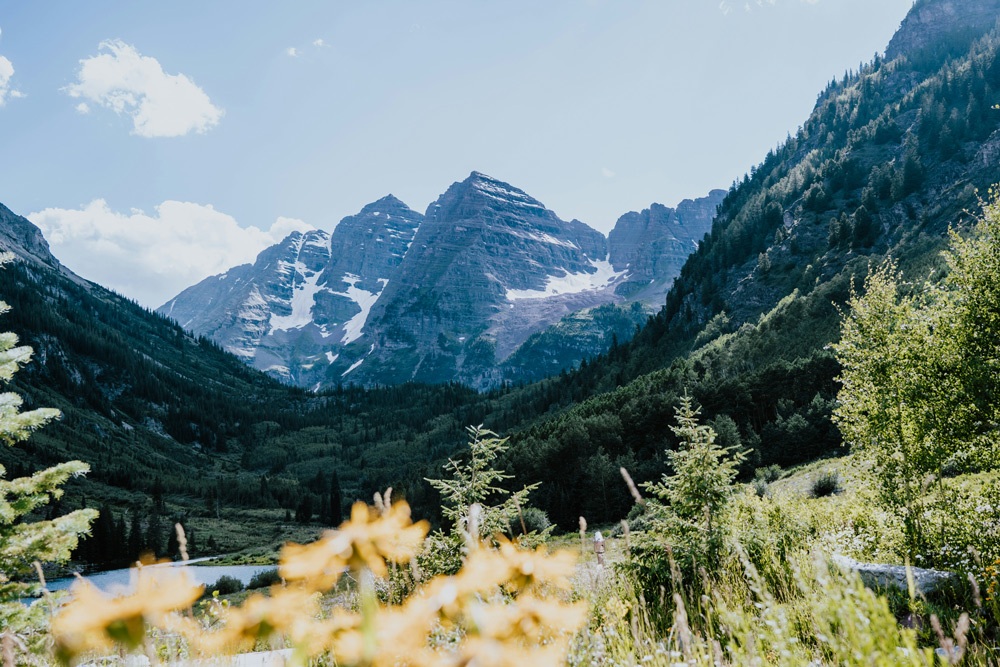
[360, 194, 410, 212]
[428, 171, 549, 219]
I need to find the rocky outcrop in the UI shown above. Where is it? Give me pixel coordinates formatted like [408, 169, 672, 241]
[608, 190, 725, 303]
[885, 0, 1000, 62]
[0, 203, 83, 283]
[159, 198, 423, 387]
[832, 554, 958, 595]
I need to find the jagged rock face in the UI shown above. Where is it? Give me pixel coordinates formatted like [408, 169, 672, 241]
[355, 172, 622, 386]
[607, 190, 725, 303]
[885, 0, 1000, 61]
[159, 196, 423, 386]
[312, 196, 423, 344]
[161, 230, 333, 379]
[0, 203, 63, 272]
[160, 173, 721, 389]
[500, 301, 652, 384]
[0, 203, 93, 291]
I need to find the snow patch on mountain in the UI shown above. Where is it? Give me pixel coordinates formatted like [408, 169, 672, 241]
[269, 264, 324, 332]
[341, 343, 376, 377]
[505, 259, 625, 301]
[472, 174, 545, 210]
[508, 229, 579, 249]
[331, 275, 388, 344]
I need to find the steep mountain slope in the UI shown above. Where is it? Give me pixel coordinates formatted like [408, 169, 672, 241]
[161, 174, 722, 389]
[496, 191, 725, 384]
[885, 0, 1000, 60]
[493, 0, 1000, 527]
[353, 172, 621, 386]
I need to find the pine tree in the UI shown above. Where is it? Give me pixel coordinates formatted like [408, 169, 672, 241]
[144, 512, 164, 557]
[295, 495, 313, 523]
[0, 255, 96, 638]
[128, 511, 143, 560]
[643, 394, 745, 571]
[330, 470, 343, 524]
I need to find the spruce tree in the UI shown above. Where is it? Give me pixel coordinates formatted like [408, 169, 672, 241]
[128, 511, 143, 560]
[330, 470, 343, 523]
[643, 394, 745, 571]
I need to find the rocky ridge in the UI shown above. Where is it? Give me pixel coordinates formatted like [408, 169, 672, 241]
[885, 0, 1000, 61]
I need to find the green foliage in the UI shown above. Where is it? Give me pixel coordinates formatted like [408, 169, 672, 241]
[422, 425, 548, 575]
[205, 575, 243, 597]
[631, 395, 745, 595]
[247, 568, 281, 589]
[833, 191, 1000, 553]
[511, 506, 550, 536]
[755, 464, 783, 484]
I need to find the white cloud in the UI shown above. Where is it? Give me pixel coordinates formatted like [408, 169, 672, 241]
[75, 102, 90, 114]
[601, 167, 615, 179]
[313, 38, 325, 47]
[29, 200, 314, 308]
[0, 55, 23, 105]
[287, 47, 298, 57]
[270, 216, 313, 238]
[64, 40, 223, 138]
[720, 0, 786, 13]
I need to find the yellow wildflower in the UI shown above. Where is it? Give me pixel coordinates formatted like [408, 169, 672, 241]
[280, 501, 429, 585]
[51, 567, 202, 664]
[192, 586, 330, 655]
[474, 596, 588, 643]
[497, 539, 578, 592]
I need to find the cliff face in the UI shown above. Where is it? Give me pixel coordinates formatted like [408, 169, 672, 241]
[885, 0, 1000, 61]
[160, 198, 423, 387]
[355, 172, 623, 386]
[607, 190, 725, 304]
[0, 203, 74, 277]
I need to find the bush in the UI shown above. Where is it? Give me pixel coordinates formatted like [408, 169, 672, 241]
[811, 471, 840, 497]
[752, 478, 770, 498]
[511, 506, 550, 536]
[206, 574, 243, 596]
[755, 464, 783, 484]
[247, 568, 281, 589]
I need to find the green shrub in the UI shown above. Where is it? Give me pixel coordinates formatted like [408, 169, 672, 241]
[751, 478, 769, 497]
[755, 464, 783, 483]
[247, 568, 281, 589]
[206, 574, 243, 596]
[811, 471, 840, 497]
[511, 507, 550, 536]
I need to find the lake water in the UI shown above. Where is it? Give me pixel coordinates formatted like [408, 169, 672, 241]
[45, 562, 277, 595]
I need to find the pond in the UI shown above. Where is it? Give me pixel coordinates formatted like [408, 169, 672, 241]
[44, 561, 276, 595]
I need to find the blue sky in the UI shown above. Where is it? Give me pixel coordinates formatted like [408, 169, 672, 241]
[0, 0, 913, 307]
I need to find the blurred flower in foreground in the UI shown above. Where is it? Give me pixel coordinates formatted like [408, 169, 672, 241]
[51, 565, 201, 663]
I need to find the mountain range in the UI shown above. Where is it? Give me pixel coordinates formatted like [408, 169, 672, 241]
[160, 172, 723, 389]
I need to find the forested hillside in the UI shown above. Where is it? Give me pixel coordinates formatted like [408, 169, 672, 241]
[495, 17, 1000, 527]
